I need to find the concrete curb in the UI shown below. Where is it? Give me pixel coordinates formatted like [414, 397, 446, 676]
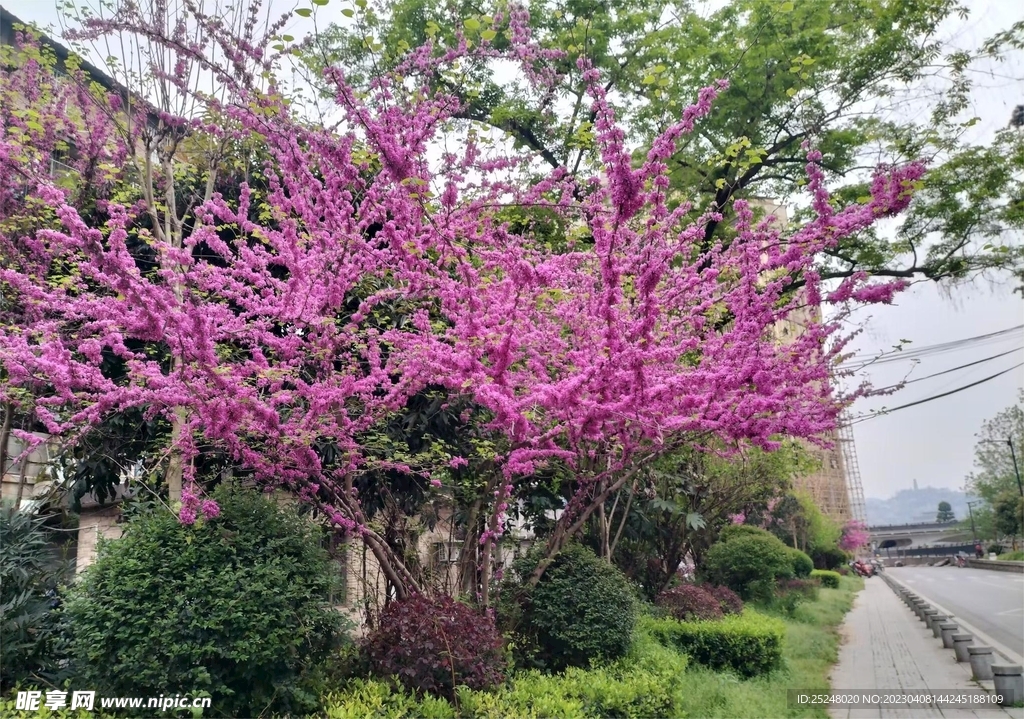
[883, 573, 1024, 667]
[966, 559, 1024, 574]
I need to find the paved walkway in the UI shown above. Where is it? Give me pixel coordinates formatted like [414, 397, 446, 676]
[828, 578, 1023, 719]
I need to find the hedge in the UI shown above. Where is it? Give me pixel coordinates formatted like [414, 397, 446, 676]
[810, 570, 841, 588]
[640, 611, 785, 678]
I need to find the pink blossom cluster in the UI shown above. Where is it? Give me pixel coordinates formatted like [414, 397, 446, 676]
[839, 520, 870, 551]
[0, 2, 925, 572]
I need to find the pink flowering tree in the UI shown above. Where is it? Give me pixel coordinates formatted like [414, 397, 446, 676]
[839, 519, 871, 552]
[1, 0, 922, 601]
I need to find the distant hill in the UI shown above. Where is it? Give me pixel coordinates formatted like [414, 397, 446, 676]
[866, 486, 977, 526]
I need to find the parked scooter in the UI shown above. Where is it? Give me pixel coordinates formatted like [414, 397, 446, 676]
[849, 560, 875, 578]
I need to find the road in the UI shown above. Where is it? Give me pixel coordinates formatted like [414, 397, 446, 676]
[888, 566, 1024, 662]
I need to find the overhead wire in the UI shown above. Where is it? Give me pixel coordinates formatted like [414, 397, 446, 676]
[870, 346, 1023, 391]
[838, 324, 1023, 368]
[845, 360, 1024, 425]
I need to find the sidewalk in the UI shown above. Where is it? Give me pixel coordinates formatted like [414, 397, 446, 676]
[828, 578, 1023, 719]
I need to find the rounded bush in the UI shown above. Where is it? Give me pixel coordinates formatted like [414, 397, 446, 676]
[500, 543, 637, 671]
[790, 548, 814, 577]
[63, 486, 346, 717]
[718, 524, 775, 543]
[810, 569, 841, 588]
[701, 534, 794, 602]
[811, 545, 848, 570]
[706, 584, 744, 615]
[364, 593, 506, 699]
[656, 584, 724, 622]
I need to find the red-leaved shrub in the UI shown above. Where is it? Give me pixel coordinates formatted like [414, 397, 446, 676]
[363, 594, 506, 699]
[656, 584, 724, 622]
[707, 584, 744, 615]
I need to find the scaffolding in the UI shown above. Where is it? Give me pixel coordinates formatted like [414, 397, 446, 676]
[837, 411, 868, 525]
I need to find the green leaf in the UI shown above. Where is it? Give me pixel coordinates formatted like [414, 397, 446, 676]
[295, 7, 312, 16]
[642, 75, 656, 85]
[779, 1, 794, 11]
[341, 7, 353, 16]
[312, 0, 329, 5]
[282, 35, 294, 42]
[464, 17, 481, 30]
[481, 29, 497, 41]
[786, 87, 797, 97]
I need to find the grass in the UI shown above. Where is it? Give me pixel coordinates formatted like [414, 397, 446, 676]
[664, 575, 863, 719]
[997, 550, 1024, 561]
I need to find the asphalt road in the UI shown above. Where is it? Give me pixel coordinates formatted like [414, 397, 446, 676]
[888, 566, 1024, 662]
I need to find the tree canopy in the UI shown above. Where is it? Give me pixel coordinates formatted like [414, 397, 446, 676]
[313, 0, 1024, 289]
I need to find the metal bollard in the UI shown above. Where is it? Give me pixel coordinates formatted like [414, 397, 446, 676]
[992, 665, 1023, 706]
[968, 646, 994, 681]
[940, 622, 958, 649]
[952, 634, 973, 663]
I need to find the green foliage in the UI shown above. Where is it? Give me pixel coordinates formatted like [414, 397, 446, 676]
[0, 508, 72, 690]
[313, 0, 1024, 289]
[499, 543, 637, 671]
[63, 486, 348, 717]
[0, 694, 113, 719]
[810, 545, 848, 570]
[363, 593, 507, 699]
[772, 578, 820, 616]
[936, 500, 956, 523]
[993, 492, 1024, 538]
[810, 570, 841, 588]
[701, 533, 794, 601]
[641, 610, 785, 677]
[326, 632, 690, 719]
[998, 550, 1024, 561]
[967, 395, 1024, 503]
[718, 523, 776, 543]
[987, 543, 1006, 555]
[789, 548, 814, 577]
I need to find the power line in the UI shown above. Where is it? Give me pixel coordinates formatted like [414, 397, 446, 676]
[847, 360, 1024, 425]
[872, 346, 1023, 391]
[839, 324, 1023, 367]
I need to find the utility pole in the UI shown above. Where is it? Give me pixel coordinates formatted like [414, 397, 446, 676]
[979, 437, 1023, 498]
[966, 500, 979, 544]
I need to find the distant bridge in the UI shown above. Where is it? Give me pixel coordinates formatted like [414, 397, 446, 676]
[868, 521, 966, 549]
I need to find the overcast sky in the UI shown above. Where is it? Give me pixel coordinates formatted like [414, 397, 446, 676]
[3, 0, 1022, 505]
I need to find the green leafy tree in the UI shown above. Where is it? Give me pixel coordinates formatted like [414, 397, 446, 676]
[967, 391, 1024, 503]
[992, 492, 1024, 542]
[936, 500, 956, 523]
[311, 0, 1024, 289]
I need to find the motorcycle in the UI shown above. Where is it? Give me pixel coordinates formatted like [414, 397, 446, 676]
[849, 560, 874, 578]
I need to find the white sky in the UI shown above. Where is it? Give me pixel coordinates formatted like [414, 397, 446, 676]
[3, 0, 1023, 503]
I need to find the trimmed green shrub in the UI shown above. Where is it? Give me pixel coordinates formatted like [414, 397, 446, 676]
[363, 593, 507, 699]
[641, 611, 785, 677]
[789, 548, 814, 577]
[773, 577, 819, 615]
[811, 545, 848, 570]
[718, 523, 775, 543]
[0, 508, 71, 690]
[706, 584, 744, 615]
[499, 543, 637, 671]
[811, 569, 841, 588]
[656, 584, 723, 622]
[326, 632, 691, 719]
[837, 566, 850, 576]
[987, 544, 1005, 555]
[63, 485, 348, 717]
[701, 533, 794, 601]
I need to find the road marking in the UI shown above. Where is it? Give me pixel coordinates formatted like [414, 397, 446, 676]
[996, 607, 1023, 616]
